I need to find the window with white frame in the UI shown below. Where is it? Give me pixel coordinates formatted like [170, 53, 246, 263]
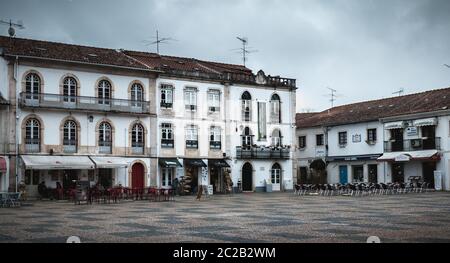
[271, 163, 281, 184]
[208, 90, 220, 112]
[338, 131, 347, 146]
[161, 168, 173, 187]
[25, 118, 40, 153]
[210, 126, 221, 149]
[130, 83, 143, 107]
[271, 129, 282, 147]
[131, 123, 144, 154]
[241, 91, 252, 121]
[161, 123, 174, 148]
[98, 80, 111, 105]
[25, 73, 40, 101]
[270, 94, 281, 123]
[63, 120, 77, 153]
[184, 87, 197, 111]
[63, 77, 77, 103]
[242, 127, 253, 147]
[160, 84, 173, 108]
[98, 122, 112, 153]
[299, 136, 306, 149]
[185, 125, 198, 148]
[367, 128, 377, 144]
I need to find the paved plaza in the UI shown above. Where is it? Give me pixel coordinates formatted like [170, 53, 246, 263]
[1, 192, 450, 243]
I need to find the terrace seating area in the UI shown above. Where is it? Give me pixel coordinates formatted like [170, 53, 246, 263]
[294, 182, 433, 197]
[73, 186, 176, 205]
[0, 192, 21, 208]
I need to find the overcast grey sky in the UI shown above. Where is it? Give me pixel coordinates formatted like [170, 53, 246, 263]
[1, 0, 450, 112]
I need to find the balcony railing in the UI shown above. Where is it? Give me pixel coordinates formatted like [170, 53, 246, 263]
[63, 139, 77, 153]
[236, 146, 290, 159]
[161, 139, 174, 148]
[20, 92, 150, 114]
[210, 141, 221, 149]
[99, 141, 112, 154]
[186, 140, 198, 149]
[131, 142, 144, 154]
[25, 138, 40, 153]
[384, 137, 441, 152]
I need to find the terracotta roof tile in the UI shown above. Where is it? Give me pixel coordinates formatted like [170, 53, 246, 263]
[0, 36, 148, 70]
[123, 50, 253, 75]
[296, 87, 450, 128]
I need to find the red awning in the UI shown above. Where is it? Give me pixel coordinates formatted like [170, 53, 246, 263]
[0, 157, 6, 172]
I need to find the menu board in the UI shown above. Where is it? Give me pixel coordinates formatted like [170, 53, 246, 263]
[75, 180, 90, 204]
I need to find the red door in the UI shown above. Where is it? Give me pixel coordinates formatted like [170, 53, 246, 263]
[131, 163, 144, 189]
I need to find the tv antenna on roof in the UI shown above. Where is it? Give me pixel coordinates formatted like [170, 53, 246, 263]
[0, 19, 25, 37]
[392, 88, 404, 97]
[325, 87, 340, 108]
[143, 30, 177, 54]
[233, 37, 258, 66]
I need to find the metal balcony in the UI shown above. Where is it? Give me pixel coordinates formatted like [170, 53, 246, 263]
[384, 137, 441, 152]
[131, 142, 144, 154]
[20, 92, 150, 114]
[25, 138, 40, 153]
[236, 146, 290, 159]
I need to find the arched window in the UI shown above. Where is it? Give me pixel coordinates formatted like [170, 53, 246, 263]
[25, 73, 40, 101]
[98, 80, 111, 105]
[63, 120, 77, 153]
[130, 83, 143, 107]
[241, 91, 252, 121]
[131, 123, 144, 154]
[271, 163, 281, 186]
[25, 118, 40, 152]
[242, 127, 253, 147]
[63, 77, 77, 103]
[271, 129, 282, 147]
[270, 94, 281, 123]
[98, 122, 112, 153]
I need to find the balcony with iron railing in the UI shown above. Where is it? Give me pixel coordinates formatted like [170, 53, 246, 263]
[131, 142, 144, 155]
[63, 139, 77, 153]
[210, 141, 221, 149]
[19, 92, 151, 114]
[384, 137, 441, 152]
[236, 145, 290, 159]
[25, 138, 40, 153]
[98, 141, 112, 154]
[186, 140, 198, 149]
[161, 139, 174, 148]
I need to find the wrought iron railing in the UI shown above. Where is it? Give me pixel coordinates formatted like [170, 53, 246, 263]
[236, 146, 290, 159]
[20, 92, 150, 114]
[384, 137, 441, 152]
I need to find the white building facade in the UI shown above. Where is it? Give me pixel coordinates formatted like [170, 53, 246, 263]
[295, 89, 450, 190]
[0, 37, 297, 196]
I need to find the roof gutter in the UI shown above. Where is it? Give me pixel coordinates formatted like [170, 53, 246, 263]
[379, 109, 450, 123]
[4, 53, 164, 73]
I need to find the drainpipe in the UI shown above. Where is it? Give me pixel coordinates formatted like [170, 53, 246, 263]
[14, 56, 19, 192]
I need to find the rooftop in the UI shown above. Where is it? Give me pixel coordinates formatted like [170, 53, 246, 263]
[296, 87, 450, 128]
[0, 36, 296, 88]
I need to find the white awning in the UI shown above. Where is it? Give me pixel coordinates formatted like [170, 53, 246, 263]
[89, 156, 131, 168]
[21, 155, 95, 170]
[384, 121, 404, 130]
[413, 117, 437, 127]
[377, 150, 439, 162]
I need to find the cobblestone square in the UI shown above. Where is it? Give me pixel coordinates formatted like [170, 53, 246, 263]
[1, 192, 450, 243]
